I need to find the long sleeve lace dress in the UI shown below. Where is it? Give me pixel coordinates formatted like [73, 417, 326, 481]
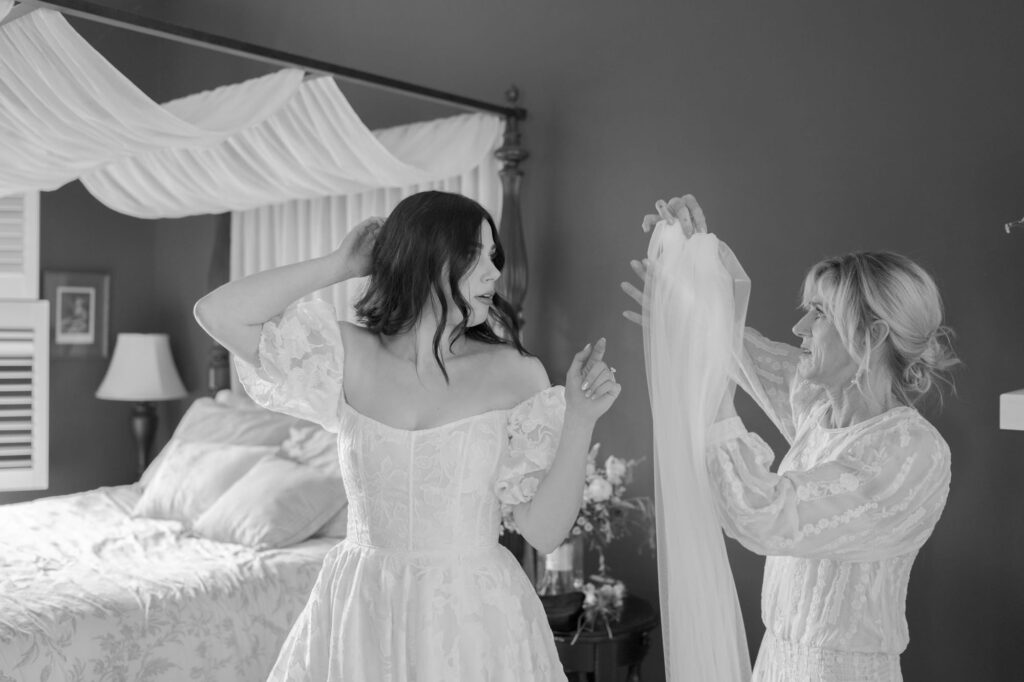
[708, 329, 951, 682]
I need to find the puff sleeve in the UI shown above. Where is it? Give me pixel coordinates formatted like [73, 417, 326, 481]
[706, 413, 951, 561]
[735, 328, 826, 444]
[233, 299, 345, 433]
[494, 386, 566, 517]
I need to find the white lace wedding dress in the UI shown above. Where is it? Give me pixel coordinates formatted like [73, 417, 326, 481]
[235, 300, 568, 682]
[708, 329, 952, 682]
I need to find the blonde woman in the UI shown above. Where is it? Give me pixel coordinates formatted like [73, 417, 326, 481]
[624, 196, 957, 682]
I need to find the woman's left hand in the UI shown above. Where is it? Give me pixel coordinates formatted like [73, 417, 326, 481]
[565, 338, 621, 423]
[621, 258, 648, 326]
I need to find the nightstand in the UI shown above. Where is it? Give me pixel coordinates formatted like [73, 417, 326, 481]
[550, 595, 659, 682]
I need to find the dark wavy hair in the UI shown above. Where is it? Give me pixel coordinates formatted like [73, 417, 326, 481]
[354, 191, 528, 381]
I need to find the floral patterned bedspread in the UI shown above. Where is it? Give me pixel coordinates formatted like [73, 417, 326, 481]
[0, 485, 334, 682]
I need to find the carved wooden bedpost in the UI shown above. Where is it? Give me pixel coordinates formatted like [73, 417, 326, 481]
[495, 86, 529, 329]
[206, 216, 231, 395]
[494, 87, 540, 583]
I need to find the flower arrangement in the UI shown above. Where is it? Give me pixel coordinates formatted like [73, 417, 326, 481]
[571, 443, 655, 578]
[568, 444, 655, 639]
[501, 443, 655, 638]
[572, 575, 627, 643]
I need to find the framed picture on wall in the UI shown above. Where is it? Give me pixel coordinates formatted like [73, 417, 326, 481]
[43, 271, 110, 358]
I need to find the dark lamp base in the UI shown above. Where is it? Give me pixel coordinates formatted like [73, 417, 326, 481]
[131, 402, 157, 478]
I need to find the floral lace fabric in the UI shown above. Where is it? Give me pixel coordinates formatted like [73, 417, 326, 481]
[236, 300, 569, 682]
[708, 329, 951, 682]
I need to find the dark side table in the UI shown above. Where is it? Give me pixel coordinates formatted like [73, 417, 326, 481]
[550, 595, 660, 682]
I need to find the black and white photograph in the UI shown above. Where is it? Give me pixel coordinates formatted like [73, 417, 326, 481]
[1, 1, 1022, 681]
[55, 285, 94, 344]
[42, 270, 110, 357]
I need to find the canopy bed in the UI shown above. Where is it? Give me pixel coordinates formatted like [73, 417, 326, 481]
[0, 1, 536, 679]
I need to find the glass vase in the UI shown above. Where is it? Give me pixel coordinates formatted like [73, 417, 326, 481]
[536, 534, 584, 595]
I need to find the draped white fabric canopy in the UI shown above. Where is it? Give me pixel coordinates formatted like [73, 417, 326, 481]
[0, 9, 304, 200]
[83, 83, 502, 218]
[0, 8, 505, 220]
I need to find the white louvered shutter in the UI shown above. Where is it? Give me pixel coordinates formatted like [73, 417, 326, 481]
[0, 192, 40, 299]
[0, 301, 49, 491]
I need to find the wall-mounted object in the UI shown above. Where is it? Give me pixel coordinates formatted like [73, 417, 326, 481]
[96, 334, 187, 477]
[1000, 389, 1024, 431]
[42, 271, 110, 359]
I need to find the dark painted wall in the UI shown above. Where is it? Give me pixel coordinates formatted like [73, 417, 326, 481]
[6, 1, 1024, 679]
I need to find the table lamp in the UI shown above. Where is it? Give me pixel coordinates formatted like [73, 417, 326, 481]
[96, 333, 188, 477]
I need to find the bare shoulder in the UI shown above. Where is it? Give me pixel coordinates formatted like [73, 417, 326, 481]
[478, 344, 550, 400]
[338, 321, 376, 357]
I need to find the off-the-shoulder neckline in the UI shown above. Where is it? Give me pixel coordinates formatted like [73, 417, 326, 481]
[340, 385, 562, 434]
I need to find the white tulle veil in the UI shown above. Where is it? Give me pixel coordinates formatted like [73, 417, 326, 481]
[642, 218, 752, 681]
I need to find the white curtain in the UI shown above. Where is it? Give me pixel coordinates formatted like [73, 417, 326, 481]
[0, 9, 303, 199]
[230, 114, 503, 321]
[643, 221, 752, 681]
[0, 2, 12, 22]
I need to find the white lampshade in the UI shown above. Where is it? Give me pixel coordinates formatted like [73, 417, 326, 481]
[96, 333, 188, 402]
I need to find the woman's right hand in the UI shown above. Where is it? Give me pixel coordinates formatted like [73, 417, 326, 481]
[565, 338, 621, 424]
[623, 194, 711, 325]
[334, 216, 384, 279]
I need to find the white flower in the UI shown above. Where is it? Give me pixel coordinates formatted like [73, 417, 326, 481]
[586, 477, 613, 503]
[604, 456, 627, 485]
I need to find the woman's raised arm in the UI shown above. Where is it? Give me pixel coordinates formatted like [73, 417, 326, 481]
[194, 217, 381, 364]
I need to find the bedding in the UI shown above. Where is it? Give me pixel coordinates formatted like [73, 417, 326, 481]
[134, 440, 279, 523]
[140, 395, 348, 539]
[277, 425, 349, 539]
[140, 396, 302, 488]
[194, 455, 345, 549]
[0, 484, 337, 681]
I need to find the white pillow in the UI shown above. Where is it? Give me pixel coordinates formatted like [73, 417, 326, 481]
[315, 504, 349, 538]
[193, 456, 346, 549]
[281, 425, 339, 472]
[133, 441, 277, 524]
[141, 397, 305, 487]
[280, 425, 347, 537]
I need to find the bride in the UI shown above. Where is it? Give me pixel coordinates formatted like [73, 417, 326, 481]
[196, 190, 620, 681]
